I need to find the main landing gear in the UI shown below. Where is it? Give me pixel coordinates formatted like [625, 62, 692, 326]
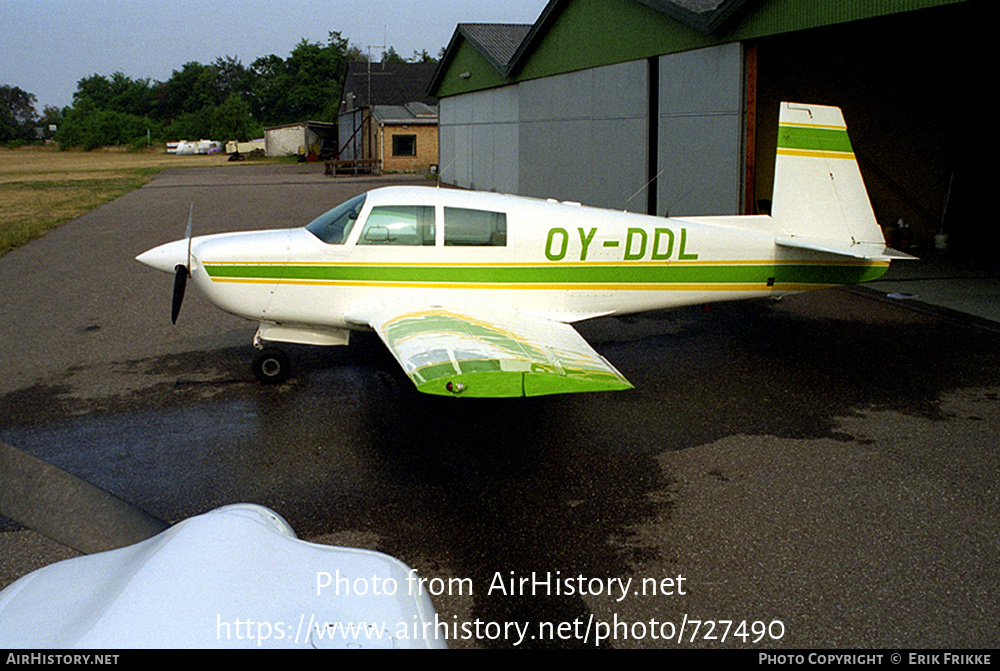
[252, 347, 291, 385]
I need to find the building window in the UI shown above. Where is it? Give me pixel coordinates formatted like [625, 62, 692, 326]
[392, 134, 417, 157]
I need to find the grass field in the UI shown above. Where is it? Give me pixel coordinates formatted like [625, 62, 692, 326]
[0, 146, 232, 256]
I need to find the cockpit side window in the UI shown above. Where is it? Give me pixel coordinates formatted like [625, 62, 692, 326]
[444, 207, 507, 246]
[305, 193, 366, 244]
[358, 205, 435, 246]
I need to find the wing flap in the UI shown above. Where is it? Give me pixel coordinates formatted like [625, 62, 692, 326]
[370, 309, 632, 397]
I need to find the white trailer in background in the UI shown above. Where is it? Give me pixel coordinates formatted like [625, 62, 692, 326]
[225, 138, 265, 155]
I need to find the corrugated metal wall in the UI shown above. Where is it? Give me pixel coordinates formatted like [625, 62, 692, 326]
[434, 0, 986, 250]
[656, 42, 745, 217]
[439, 87, 520, 194]
[518, 60, 649, 210]
[441, 60, 649, 212]
[440, 47, 746, 218]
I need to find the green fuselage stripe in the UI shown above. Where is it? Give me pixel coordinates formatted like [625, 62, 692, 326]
[204, 262, 887, 287]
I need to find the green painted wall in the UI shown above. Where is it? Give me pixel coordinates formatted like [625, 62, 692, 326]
[435, 39, 515, 98]
[516, 0, 713, 81]
[738, 0, 969, 39]
[433, 0, 972, 97]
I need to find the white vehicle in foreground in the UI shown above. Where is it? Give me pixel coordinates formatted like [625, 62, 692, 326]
[0, 504, 446, 649]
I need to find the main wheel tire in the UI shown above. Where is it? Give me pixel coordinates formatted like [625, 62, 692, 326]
[252, 348, 291, 385]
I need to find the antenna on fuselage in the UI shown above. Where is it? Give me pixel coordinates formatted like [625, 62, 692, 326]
[436, 160, 455, 188]
[662, 186, 695, 219]
[625, 170, 663, 213]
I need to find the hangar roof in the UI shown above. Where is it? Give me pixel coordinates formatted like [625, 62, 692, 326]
[634, 0, 751, 34]
[455, 24, 534, 72]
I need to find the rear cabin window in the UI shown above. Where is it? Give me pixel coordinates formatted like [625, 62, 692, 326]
[358, 205, 435, 246]
[444, 207, 507, 246]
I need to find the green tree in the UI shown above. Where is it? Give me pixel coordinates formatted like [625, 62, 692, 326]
[52, 27, 364, 148]
[1, 84, 39, 144]
[163, 107, 212, 142]
[38, 105, 62, 141]
[247, 33, 350, 126]
[247, 53, 288, 125]
[73, 74, 115, 109]
[214, 55, 251, 102]
[211, 95, 261, 141]
[109, 72, 155, 117]
[74, 72, 154, 118]
[160, 62, 222, 119]
[381, 46, 406, 64]
[166, 95, 261, 142]
[411, 49, 438, 63]
[283, 37, 345, 121]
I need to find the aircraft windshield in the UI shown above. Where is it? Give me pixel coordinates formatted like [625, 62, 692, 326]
[305, 193, 366, 244]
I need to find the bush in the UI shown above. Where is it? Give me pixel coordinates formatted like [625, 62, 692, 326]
[56, 104, 157, 151]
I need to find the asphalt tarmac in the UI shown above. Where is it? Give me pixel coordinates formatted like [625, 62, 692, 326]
[1, 164, 998, 649]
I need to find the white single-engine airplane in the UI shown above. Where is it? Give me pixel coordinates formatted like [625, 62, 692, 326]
[137, 102, 913, 397]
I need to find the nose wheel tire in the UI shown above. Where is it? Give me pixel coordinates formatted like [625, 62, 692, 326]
[252, 347, 291, 385]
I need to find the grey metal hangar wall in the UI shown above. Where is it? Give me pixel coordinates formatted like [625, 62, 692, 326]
[438, 42, 745, 218]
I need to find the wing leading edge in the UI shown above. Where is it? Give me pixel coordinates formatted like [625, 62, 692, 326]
[369, 309, 632, 398]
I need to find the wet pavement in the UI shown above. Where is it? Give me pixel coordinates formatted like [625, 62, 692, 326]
[864, 253, 1000, 328]
[1, 165, 998, 648]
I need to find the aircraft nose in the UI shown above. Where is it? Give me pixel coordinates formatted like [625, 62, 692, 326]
[136, 239, 190, 274]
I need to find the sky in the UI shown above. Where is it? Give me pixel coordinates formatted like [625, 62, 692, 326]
[0, 0, 549, 111]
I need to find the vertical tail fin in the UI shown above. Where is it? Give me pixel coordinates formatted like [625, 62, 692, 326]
[771, 102, 912, 260]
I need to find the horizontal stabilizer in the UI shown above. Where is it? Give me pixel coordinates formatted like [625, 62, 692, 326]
[776, 236, 917, 261]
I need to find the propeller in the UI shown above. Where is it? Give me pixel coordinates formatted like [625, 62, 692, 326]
[171, 266, 188, 324]
[170, 205, 194, 324]
[1, 441, 170, 554]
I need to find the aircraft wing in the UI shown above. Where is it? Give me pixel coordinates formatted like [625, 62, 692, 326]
[368, 308, 633, 397]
